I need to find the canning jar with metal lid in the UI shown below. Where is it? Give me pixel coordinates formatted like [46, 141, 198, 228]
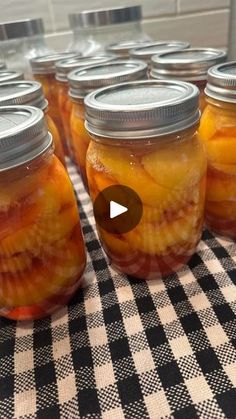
[85, 80, 207, 279]
[68, 59, 148, 190]
[0, 18, 50, 77]
[199, 61, 236, 237]
[0, 106, 86, 320]
[130, 41, 190, 65]
[56, 54, 115, 148]
[106, 40, 152, 58]
[0, 70, 23, 83]
[0, 80, 65, 166]
[30, 52, 78, 155]
[151, 48, 227, 112]
[68, 5, 150, 56]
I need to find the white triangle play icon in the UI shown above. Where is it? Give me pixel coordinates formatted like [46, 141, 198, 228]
[110, 200, 128, 219]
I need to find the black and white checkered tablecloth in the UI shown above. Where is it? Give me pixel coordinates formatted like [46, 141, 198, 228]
[0, 160, 236, 419]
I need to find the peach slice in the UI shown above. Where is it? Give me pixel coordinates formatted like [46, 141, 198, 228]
[46, 115, 65, 166]
[99, 229, 130, 256]
[0, 200, 40, 242]
[206, 173, 236, 202]
[0, 161, 51, 212]
[206, 200, 236, 220]
[125, 205, 200, 255]
[215, 112, 236, 137]
[199, 106, 218, 141]
[142, 137, 206, 191]
[0, 179, 76, 257]
[58, 89, 73, 142]
[70, 107, 90, 144]
[0, 253, 32, 274]
[91, 143, 172, 208]
[48, 156, 75, 206]
[206, 136, 236, 165]
[211, 162, 236, 176]
[0, 234, 84, 307]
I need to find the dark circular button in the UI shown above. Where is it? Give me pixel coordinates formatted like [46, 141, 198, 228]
[93, 185, 143, 234]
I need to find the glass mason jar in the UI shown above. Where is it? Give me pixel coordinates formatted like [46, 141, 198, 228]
[68, 5, 150, 55]
[85, 80, 207, 280]
[0, 80, 66, 167]
[68, 59, 148, 190]
[0, 70, 23, 83]
[0, 19, 50, 78]
[0, 106, 86, 320]
[150, 48, 227, 113]
[30, 52, 77, 155]
[130, 41, 190, 67]
[56, 54, 115, 153]
[199, 62, 236, 238]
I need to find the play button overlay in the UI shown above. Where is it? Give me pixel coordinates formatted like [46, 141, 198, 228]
[93, 185, 143, 234]
[110, 201, 128, 219]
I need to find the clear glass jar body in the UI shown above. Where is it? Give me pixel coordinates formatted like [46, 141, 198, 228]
[199, 97, 236, 238]
[69, 21, 150, 56]
[45, 110, 66, 167]
[57, 81, 73, 151]
[70, 100, 90, 190]
[194, 80, 207, 112]
[33, 73, 69, 155]
[0, 148, 86, 320]
[87, 128, 206, 279]
[0, 35, 50, 78]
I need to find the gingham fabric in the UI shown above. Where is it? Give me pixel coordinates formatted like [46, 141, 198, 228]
[0, 160, 236, 419]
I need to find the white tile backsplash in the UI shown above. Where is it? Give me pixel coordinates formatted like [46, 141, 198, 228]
[0, 0, 54, 32]
[142, 10, 230, 48]
[178, 0, 230, 14]
[51, 0, 176, 31]
[46, 9, 229, 51]
[0, 0, 231, 49]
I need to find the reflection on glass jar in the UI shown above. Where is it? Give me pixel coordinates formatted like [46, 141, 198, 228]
[0, 106, 86, 320]
[68, 5, 150, 56]
[0, 70, 24, 83]
[0, 19, 51, 77]
[150, 48, 227, 113]
[56, 54, 115, 155]
[0, 80, 65, 167]
[30, 52, 78, 155]
[68, 59, 148, 191]
[85, 80, 207, 280]
[199, 62, 236, 238]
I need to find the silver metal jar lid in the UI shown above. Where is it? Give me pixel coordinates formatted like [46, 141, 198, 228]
[56, 54, 115, 83]
[0, 106, 52, 172]
[69, 5, 142, 29]
[205, 61, 236, 103]
[30, 52, 78, 74]
[151, 48, 227, 81]
[0, 18, 44, 41]
[85, 80, 200, 139]
[68, 59, 148, 100]
[0, 62, 6, 71]
[130, 41, 190, 62]
[0, 70, 24, 83]
[0, 81, 47, 110]
[107, 40, 152, 57]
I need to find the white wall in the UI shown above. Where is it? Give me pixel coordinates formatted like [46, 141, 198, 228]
[1, 0, 231, 50]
